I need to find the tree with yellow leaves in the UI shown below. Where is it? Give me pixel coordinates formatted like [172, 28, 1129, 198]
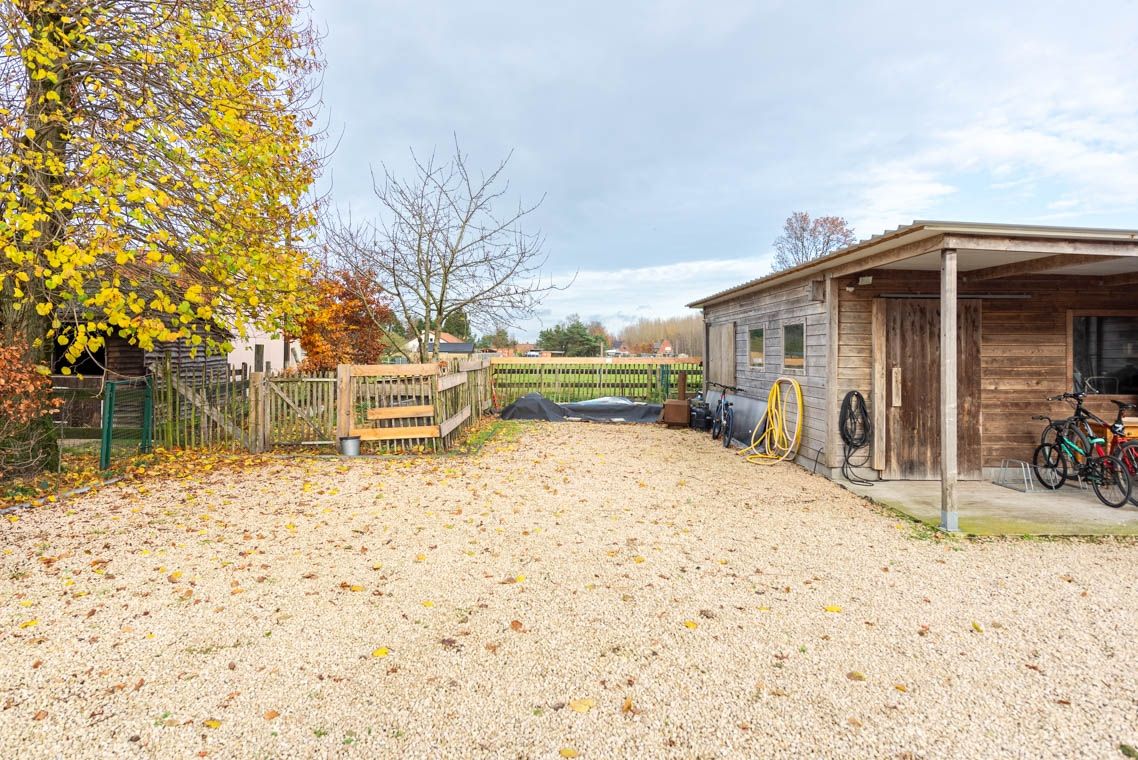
[0, 0, 324, 369]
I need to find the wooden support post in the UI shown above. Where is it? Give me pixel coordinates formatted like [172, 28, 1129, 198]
[254, 344, 265, 373]
[335, 364, 351, 441]
[940, 249, 960, 532]
[248, 372, 264, 453]
[824, 274, 840, 472]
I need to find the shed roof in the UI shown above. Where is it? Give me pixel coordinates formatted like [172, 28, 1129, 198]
[686, 220, 1138, 309]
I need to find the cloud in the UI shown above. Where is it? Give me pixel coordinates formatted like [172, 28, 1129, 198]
[515, 256, 770, 339]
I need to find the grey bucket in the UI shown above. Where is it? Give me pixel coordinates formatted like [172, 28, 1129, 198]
[338, 435, 361, 457]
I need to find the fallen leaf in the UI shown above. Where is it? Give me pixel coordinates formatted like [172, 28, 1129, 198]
[847, 671, 866, 682]
[824, 605, 842, 613]
[18, 619, 37, 629]
[421, 600, 434, 608]
[559, 749, 580, 758]
[568, 698, 596, 713]
[683, 619, 698, 630]
[971, 621, 984, 633]
[621, 696, 633, 714]
[33, 710, 47, 721]
[263, 710, 279, 720]
[371, 647, 389, 658]
[894, 684, 908, 693]
[202, 719, 221, 729]
[632, 556, 646, 564]
[510, 620, 524, 632]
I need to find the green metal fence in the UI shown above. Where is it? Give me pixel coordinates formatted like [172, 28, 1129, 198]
[52, 377, 154, 470]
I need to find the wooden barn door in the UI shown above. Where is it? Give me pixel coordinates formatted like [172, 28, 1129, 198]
[883, 299, 981, 480]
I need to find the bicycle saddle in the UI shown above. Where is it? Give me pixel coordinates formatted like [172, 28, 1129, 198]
[1109, 399, 1137, 410]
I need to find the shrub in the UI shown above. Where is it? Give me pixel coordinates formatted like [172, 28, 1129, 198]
[0, 343, 61, 477]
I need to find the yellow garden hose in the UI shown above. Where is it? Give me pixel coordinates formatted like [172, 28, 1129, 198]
[739, 377, 804, 464]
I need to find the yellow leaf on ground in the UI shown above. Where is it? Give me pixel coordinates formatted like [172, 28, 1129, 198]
[847, 671, 866, 682]
[421, 600, 434, 608]
[824, 605, 842, 613]
[568, 698, 596, 713]
[894, 684, 908, 693]
[560, 749, 580, 758]
[971, 621, 984, 633]
[415, 553, 426, 562]
[621, 696, 634, 714]
[372, 647, 389, 658]
[515, 574, 526, 583]
[632, 556, 646, 564]
[264, 710, 280, 720]
[348, 585, 364, 592]
[18, 619, 37, 629]
[203, 719, 221, 729]
[683, 619, 698, 630]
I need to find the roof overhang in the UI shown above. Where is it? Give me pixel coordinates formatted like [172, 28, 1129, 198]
[687, 220, 1138, 309]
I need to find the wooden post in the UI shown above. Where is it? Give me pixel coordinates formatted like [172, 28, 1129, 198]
[940, 249, 960, 532]
[870, 299, 886, 472]
[824, 273, 840, 472]
[335, 364, 351, 441]
[248, 371, 264, 453]
[254, 344, 265, 373]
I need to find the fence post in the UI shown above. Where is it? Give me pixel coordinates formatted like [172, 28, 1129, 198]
[141, 376, 154, 454]
[99, 381, 116, 470]
[335, 364, 351, 441]
[248, 371, 264, 453]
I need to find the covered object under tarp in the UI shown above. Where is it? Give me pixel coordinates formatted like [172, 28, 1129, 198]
[500, 393, 661, 423]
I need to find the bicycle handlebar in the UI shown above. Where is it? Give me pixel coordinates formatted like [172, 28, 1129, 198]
[1047, 392, 1087, 402]
[707, 382, 740, 392]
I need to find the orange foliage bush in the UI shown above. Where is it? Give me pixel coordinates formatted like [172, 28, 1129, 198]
[0, 343, 62, 476]
[296, 272, 396, 371]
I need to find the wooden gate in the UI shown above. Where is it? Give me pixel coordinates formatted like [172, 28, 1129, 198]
[264, 373, 336, 445]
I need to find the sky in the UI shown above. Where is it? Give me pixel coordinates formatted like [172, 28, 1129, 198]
[308, 0, 1138, 340]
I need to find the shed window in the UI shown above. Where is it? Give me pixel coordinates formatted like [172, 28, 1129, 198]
[783, 323, 805, 372]
[748, 328, 765, 368]
[1073, 315, 1138, 394]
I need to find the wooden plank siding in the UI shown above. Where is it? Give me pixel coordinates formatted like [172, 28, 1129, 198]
[832, 270, 1138, 471]
[703, 278, 829, 463]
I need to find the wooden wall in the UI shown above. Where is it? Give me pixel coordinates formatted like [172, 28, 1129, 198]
[833, 269, 1137, 471]
[703, 278, 829, 462]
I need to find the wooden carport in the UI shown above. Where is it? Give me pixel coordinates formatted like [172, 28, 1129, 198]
[821, 222, 1138, 530]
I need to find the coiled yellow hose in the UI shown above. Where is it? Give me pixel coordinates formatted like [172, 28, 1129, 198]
[739, 377, 804, 464]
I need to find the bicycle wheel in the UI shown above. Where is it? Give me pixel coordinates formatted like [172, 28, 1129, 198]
[722, 407, 734, 448]
[1091, 455, 1131, 509]
[1116, 442, 1138, 506]
[710, 403, 722, 440]
[1032, 444, 1067, 490]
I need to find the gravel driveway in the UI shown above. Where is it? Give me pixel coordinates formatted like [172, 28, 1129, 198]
[2, 422, 1137, 758]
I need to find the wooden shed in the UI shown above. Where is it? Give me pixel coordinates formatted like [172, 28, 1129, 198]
[689, 221, 1138, 530]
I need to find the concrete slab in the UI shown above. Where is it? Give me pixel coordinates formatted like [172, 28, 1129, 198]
[840, 479, 1138, 536]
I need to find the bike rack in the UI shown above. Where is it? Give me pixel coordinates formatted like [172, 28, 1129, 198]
[993, 459, 1036, 493]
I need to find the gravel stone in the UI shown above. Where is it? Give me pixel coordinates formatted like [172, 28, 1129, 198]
[1, 423, 1136, 758]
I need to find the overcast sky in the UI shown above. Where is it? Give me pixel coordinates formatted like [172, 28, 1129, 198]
[308, 0, 1138, 339]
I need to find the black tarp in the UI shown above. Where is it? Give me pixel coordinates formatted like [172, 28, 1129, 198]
[500, 393, 661, 423]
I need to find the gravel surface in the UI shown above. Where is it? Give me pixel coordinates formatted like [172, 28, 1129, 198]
[2, 422, 1137, 759]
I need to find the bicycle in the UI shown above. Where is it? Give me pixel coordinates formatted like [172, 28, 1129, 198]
[1039, 393, 1138, 506]
[1032, 415, 1132, 508]
[708, 381, 739, 448]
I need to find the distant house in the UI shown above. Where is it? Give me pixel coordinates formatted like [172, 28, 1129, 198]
[655, 339, 674, 357]
[228, 329, 303, 373]
[404, 332, 474, 356]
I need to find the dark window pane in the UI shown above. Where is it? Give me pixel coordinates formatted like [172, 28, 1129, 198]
[784, 323, 805, 371]
[1073, 316, 1138, 394]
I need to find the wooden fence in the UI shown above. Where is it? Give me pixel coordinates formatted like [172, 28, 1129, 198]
[152, 359, 492, 454]
[489, 357, 702, 405]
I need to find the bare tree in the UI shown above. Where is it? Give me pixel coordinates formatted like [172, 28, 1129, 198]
[324, 141, 562, 362]
[771, 212, 857, 271]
